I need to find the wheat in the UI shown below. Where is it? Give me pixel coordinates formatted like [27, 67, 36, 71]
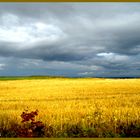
[0, 78, 140, 137]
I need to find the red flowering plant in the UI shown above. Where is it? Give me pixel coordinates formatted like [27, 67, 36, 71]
[17, 109, 45, 137]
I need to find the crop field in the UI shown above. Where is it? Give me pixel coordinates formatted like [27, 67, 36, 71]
[0, 77, 140, 137]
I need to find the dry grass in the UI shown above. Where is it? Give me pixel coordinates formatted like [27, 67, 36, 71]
[0, 78, 140, 137]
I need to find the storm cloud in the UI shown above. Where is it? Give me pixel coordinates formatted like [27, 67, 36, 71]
[0, 3, 140, 77]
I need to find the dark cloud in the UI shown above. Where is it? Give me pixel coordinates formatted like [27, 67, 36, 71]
[0, 3, 140, 77]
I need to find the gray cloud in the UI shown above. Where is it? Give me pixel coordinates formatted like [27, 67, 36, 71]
[0, 3, 140, 77]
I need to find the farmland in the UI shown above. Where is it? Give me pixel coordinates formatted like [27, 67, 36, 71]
[0, 77, 140, 137]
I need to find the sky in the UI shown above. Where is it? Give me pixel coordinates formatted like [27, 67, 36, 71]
[0, 3, 140, 77]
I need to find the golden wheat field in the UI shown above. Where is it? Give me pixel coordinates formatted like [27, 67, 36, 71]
[1, 78, 140, 137]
